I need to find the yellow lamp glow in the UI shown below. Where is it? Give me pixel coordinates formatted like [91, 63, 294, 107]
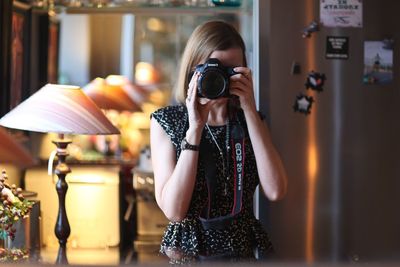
[135, 62, 159, 85]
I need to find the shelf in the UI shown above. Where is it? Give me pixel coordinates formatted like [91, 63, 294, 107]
[65, 5, 250, 15]
[34, 158, 135, 167]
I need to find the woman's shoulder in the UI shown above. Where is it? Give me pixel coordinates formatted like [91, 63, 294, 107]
[151, 105, 188, 146]
[151, 104, 187, 121]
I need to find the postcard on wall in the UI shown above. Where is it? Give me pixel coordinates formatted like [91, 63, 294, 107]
[320, 0, 363, 28]
[363, 40, 393, 85]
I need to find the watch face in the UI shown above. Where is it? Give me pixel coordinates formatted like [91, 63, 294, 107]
[181, 139, 187, 150]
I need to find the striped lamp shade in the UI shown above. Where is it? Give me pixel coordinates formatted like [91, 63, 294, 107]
[0, 84, 120, 135]
[83, 76, 144, 112]
[0, 127, 36, 167]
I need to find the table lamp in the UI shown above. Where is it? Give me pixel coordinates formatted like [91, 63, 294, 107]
[83, 75, 146, 157]
[0, 84, 120, 264]
[83, 76, 143, 112]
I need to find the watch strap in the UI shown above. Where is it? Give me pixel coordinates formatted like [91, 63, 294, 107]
[181, 138, 199, 151]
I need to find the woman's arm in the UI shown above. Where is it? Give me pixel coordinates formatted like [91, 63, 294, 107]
[151, 72, 216, 221]
[243, 110, 288, 201]
[230, 67, 288, 201]
[150, 118, 202, 222]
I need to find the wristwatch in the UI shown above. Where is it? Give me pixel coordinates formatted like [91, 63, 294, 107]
[181, 138, 199, 151]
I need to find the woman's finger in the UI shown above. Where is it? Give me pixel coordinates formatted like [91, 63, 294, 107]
[188, 72, 200, 101]
[230, 75, 251, 89]
[190, 72, 198, 102]
[234, 67, 252, 79]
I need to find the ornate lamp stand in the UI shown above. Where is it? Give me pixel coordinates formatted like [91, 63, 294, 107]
[53, 134, 72, 265]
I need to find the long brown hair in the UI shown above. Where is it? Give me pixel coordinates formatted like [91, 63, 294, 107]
[175, 20, 247, 103]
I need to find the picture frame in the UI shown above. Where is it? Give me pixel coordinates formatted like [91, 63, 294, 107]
[10, 1, 31, 110]
[0, 0, 13, 116]
[30, 8, 49, 95]
[48, 18, 60, 84]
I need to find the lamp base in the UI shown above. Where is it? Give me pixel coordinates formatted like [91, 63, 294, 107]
[56, 242, 68, 265]
[52, 136, 72, 265]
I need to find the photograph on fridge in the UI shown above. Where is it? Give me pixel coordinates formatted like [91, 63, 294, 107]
[363, 40, 393, 85]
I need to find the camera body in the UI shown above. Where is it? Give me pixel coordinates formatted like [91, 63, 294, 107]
[194, 58, 237, 99]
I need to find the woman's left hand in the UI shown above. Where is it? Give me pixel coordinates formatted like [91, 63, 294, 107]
[229, 67, 257, 114]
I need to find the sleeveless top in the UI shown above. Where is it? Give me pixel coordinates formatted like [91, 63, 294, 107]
[151, 105, 273, 263]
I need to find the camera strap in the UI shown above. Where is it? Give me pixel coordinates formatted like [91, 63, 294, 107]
[199, 118, 245, 230]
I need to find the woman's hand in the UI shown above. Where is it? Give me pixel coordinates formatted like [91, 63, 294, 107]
[229, 67, 257, 114]
[185, 72, 214, 131]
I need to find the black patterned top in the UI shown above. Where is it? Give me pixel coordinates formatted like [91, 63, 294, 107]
[151, 105, 273, 263]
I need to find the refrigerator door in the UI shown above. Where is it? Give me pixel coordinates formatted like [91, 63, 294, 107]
[259, 0, 400, 263]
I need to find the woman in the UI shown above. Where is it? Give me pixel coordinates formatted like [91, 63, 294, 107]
[150, 20, 288, 263]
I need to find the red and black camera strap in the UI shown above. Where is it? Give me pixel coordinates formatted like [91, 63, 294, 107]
[199, 120, 245, 231]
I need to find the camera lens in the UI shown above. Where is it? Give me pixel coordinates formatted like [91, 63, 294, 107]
[199, 71, 227, 99]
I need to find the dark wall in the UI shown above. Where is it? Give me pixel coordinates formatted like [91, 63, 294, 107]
[89, 15, 122, 80]
[0, 0, 12, 117]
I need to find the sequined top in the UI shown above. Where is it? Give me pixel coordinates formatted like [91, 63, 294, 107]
[151, 105, 273, 263]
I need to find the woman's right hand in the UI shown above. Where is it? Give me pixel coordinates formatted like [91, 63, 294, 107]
[185, 72, 213, 132]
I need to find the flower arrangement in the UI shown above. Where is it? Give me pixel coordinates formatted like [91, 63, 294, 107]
[0, 169, 33, 262]
[0, 248, 29, 262]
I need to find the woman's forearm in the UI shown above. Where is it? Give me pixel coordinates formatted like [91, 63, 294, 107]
[243, 109, 288, 201]
[152, 120, 203, 222]
[160, 149, 199, 221]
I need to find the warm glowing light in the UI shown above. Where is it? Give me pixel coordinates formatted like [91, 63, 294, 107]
[306, 143, 318, 262]
[135, 62, 158, 85]
[105, 75, 129, 86]
[141, 102, 160, 114]
[84, 76, 143, 112]
[148, 89, 166, 106]
[305, 0, 318, 262]
[305, 113, 317, 263]
[125, 129, 143, 158]
[24, 166, 120, 251]
[147, 18, 165, 32]
[130, 112, 150, 130]
[307, 145, 318, 180]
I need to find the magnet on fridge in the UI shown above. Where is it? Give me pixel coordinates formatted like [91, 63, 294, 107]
[291, 61, 301, 75]
[293, 93, 314, 115]
[305, 71, 326, 92]
[302, 21, 319, 38]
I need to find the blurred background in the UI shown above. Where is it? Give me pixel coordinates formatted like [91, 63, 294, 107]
[1, 0, 400, 265]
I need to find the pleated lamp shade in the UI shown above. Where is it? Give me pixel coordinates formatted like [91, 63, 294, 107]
[0, 84, 120, 135]
[0, 127, 36, 167]
[83, 76, 144, 112]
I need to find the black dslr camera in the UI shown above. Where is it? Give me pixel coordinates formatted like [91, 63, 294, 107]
[193, 58, 237, 99]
